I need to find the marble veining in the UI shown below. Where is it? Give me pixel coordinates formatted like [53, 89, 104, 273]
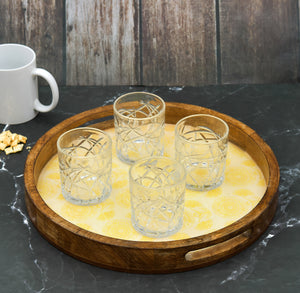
[221, 163, 300, 284]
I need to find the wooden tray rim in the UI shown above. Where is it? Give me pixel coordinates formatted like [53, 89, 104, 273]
[24, 102, 280, 251]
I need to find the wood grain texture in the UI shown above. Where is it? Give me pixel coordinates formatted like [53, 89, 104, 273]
[66, 0, 140, 86]
[24, 103, 280, 273]
[141, 0, 217, 86]
[0, 1, 25, 42]
[219, 0, 299, 84]
[0, 0, 64, 84]
[1, 1, 299, 86]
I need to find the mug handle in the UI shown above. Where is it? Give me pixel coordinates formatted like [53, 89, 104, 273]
[32, 68, 59, 112]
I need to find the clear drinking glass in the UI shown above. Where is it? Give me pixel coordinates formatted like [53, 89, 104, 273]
[175, 114, 229, 191]
[113, 92, 165, 164]
[57, 127, 112, 205]
[129, 156, 186, 238]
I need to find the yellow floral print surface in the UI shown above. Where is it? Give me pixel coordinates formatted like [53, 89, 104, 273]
[37, 124, 266, 241]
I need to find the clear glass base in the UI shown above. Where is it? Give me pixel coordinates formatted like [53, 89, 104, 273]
[117, 149, 164, 165]
[132, 217, 183, 238]
[116, 152, 136, 165]
[62, 187, 111, 206]
[186, 176, 224, 191]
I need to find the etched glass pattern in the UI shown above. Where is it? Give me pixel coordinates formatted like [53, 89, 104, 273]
[114, 92, 165, 164]
[129, 157, 186, 238]
[175, 114, 229, 191]
[57, 128, 112, 205]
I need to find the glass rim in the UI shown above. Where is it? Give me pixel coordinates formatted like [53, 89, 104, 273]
[113, 91, 165, 121]
[175, 114, 229, 145]
[57, 127, 112, 158]
[129, 156, 186, 190]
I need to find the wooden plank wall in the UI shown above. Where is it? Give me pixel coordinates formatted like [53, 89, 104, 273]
[66, 0, 140, 85]
[0, 0, 64, 84]
[219, 0, 299, 84]
[0, 0, 299, 86]
[142, 0, 217, 86]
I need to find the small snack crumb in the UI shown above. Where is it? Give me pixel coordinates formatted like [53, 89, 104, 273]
[0, 142, 6, 151]
[0, 130, 27, 154]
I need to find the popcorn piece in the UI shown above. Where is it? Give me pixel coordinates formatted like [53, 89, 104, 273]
[0, 130, 12, 147]
[0, 143, 6, 151]
[0, 130, 11, 140]
[10, 133, 27, 147]
[4, 146, 13, 155]
[4, 144, 24, 155]
[11, 135, 19, 147]
[14, 144, 24, 153]
[0, 130, 27, 154]
[18, 134, 27, 144]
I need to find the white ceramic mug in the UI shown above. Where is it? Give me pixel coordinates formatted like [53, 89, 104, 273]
[0, 43, 59, 124]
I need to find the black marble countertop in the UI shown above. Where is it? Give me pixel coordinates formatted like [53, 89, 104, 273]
[1, 84, 299, 292]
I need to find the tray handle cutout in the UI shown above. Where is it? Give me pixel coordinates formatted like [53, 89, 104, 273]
[185, 229, 252, 262]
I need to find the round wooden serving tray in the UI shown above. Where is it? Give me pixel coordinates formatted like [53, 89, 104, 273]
[24, 103, 279, 273]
